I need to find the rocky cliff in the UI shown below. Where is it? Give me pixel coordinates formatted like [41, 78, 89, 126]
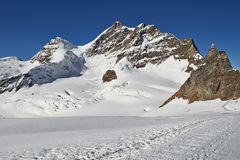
[85, 21, 203, 70]
[160, 44, 240, 107]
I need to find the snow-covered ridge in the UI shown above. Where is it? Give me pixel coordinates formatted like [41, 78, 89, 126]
[84, 21, 203, 70]
[0, 37, 86, 94]
[0, 21, 202, 93]
[0, 21, 220, 117]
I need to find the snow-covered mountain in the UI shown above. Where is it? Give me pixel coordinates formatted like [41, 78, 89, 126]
[0, 37, 86, 94]
[0, 21, 239, 117]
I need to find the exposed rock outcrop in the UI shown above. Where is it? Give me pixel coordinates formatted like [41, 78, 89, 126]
[102, 70, 117, 82]
[0, 74, 34, 94]
[85, 21, 203, 70]
[160, 44, 240, 107]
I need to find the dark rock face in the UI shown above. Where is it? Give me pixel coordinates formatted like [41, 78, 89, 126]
[160, 45, 240, 106]
[102, 70, 117, 82]
[86, 21, 203, 70]
[0, 74, 34, 94]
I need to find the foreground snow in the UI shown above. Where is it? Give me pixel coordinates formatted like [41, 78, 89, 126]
[1, 112, 240, 160]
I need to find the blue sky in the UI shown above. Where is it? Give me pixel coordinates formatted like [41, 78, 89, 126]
[0, 0, 239, 69]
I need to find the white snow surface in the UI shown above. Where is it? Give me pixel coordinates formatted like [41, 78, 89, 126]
[0, 57, 36, 80]
[1, 113, 240, 160]
[0, 53, 191, 117]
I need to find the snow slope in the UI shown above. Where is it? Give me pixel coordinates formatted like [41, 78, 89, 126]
[0, 54, 190, 117]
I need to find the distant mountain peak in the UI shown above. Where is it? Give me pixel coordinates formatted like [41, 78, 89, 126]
[31, 37, 76, 64]
[0, 36, 85, 94]
[52, 36, 64, 41]
[48, 37, 75, 49]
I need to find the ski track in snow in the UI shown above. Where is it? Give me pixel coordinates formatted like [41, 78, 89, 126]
[129, 114, 240, 160]
[1, 113, 240, 160]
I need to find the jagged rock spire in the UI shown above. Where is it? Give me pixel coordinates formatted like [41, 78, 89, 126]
[205, 43, 232, 71]
[160, 45, 236, 107]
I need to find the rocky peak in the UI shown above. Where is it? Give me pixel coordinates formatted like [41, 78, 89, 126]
[160, 44, 239, 106]
[42, 37, 75, 51]
[86, 22, 202, 70]
[31, 37, 76, 64]
[0, 36, 85, 94]
[204, 44, 232, 74]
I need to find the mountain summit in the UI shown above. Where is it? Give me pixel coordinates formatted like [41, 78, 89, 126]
[85, 21, 203, 69]
[31, 37, 77, 64]
[0, 21, 239, 117]
[0, 37, 85, 93]
[161, 44, 240, 106]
